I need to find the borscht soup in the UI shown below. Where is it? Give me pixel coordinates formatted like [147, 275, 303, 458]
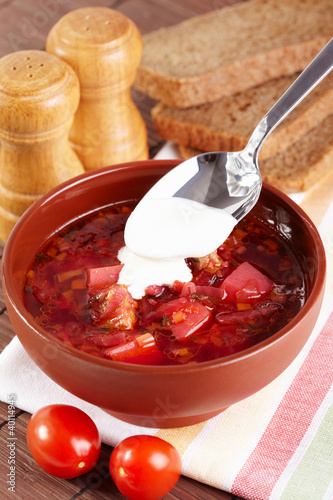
[23, 202, 306, 365]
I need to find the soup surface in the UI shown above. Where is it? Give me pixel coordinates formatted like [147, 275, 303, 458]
[23, 203, 306, 365]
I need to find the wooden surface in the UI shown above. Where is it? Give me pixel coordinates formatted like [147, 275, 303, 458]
[0, 1, 246, 499]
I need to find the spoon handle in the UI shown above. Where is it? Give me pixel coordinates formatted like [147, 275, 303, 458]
[249, 38, 333, 159]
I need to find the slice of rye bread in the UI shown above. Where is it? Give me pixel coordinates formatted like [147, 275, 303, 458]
[177, 114, 333, 193]
[152, 73, 333, 160]
[135, 0, 332, 108]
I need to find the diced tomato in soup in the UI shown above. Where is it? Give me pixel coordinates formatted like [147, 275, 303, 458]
[148, 297, 211, 341]
[86, 264, 123, 287]
[23, 203, 306, 365]
[221, 262, 273, 303]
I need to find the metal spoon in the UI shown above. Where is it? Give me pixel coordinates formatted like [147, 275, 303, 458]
[143, 38, 333, 221]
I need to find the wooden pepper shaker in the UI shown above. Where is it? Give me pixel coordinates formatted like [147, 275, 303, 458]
[0, 50, 84, 242]
[46, 7, 148, 171]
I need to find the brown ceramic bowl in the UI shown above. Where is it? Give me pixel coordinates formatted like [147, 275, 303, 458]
[2, 160, 326, 428]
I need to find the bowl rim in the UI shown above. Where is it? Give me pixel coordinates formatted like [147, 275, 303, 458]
[2, 159, 327, 374]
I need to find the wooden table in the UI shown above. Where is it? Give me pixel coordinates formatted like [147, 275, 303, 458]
[0, 1, 246, 498]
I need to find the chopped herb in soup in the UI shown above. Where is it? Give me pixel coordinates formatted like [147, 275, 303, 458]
[23, 203, 306, 365]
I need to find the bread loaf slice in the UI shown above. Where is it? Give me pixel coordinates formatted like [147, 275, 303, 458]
[178, 114, 333, 193]
[152, 73, 333, 160]
[135, 0, 332, 108]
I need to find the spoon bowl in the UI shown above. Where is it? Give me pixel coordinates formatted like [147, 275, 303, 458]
[143, 38, 333, 221]
[148, 150, 262, 220]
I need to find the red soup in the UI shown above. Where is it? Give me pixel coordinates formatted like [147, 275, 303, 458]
[23, 202, 306, 365]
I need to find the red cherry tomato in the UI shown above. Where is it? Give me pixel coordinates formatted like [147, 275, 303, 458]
[109, 435, 182, 500]
[26, 404, 101, 479]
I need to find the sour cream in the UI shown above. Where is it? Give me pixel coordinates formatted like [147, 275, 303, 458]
[118, 197, 237, 299]
[117, 246, 192, 300]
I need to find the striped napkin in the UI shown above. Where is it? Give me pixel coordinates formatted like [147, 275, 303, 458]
[1, 143, 333, 500]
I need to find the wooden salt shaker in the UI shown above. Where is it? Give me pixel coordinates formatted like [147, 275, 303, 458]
[0, 50, 84, 242]
[46, 7, 148, 171]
